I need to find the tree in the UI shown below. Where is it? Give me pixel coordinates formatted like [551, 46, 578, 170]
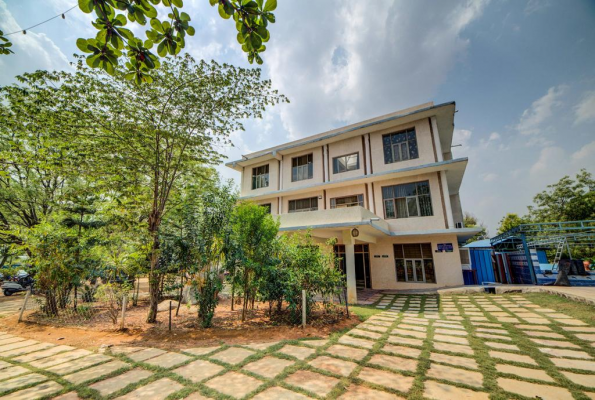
[46, 54, 286, 322]
[0, 30, 13, 55]
[75, 0, 277, 83]
[224, 201, 279, 322]
[528, 169, 595, 222]
[463, 212, 488, 243]
[497, 213, 527, 235]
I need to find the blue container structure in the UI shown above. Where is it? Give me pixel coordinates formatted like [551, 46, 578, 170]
[462, 239, 496, 285]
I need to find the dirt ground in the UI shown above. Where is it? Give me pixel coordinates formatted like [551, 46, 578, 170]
[2, 297, 360, 351]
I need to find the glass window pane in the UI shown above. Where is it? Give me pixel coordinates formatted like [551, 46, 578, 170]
[421, 243, 432, 259]
[415, 260, 424, 282]
[383, 135, 393, 164]
[394, 244, 404, 259]
[396, 198, 407, 218]
[382, 186, 393, 200]
[308, 162, 313, 179]
[392, 144, 401, 162]
[346, 154, 358, 170]
[416, 181, 430, 195]
[405, 260, 414, 281]
[395, 259, 405, 281]
[419, 195, 433, 216]
[338, 157, 346, 173]
[311, 197, 318, 210]
[408, 135, 418, 159]
[424, 259, 436, 283]
[407, 197, 419, 217]
[401, 142, 409, 160]
[403, 244, 422, 258]
[385, 199, 395, 219]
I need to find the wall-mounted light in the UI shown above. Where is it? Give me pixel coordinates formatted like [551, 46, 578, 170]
[351, 228, 360, 238]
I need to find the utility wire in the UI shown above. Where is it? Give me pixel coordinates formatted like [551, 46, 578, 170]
[5, 5, 78, 36]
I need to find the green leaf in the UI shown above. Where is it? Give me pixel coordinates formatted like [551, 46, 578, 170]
[172, 0, 183, 7]
[150, 18, 163, 33]
[157, 41, 166, 57]
[209, 0, 218, 5]
[218, 4, 231, 19]
[78, 0, 94, 13]
[263, 0, 277, 12]
[186, 26, 195, 36]
[76, 38, 93, 53]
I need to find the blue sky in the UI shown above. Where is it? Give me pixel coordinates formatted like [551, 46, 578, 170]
[1, 0, 594, 234]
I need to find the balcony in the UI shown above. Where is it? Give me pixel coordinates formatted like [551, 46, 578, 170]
[277, 206, 389, 239]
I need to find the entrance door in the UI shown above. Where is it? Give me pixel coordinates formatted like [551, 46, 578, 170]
[355, 244, 371, 289]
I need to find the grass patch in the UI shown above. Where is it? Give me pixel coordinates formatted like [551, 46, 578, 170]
[523, 292, 595, 325]
[349, 305, 382, 321]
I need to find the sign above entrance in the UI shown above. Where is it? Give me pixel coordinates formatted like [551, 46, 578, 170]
[437, 243, 454, 253]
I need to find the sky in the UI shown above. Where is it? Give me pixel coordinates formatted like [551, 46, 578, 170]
[1, 0, 594, 235]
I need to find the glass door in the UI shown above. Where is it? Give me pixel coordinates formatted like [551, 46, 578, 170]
[405, 259, 425, 282]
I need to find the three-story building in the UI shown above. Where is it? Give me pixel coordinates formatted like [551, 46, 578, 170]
[226, 101, 480, 302]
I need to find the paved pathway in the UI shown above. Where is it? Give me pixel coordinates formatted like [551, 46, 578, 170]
[0, 295, 24, 318]
[2, 294, 595, 399]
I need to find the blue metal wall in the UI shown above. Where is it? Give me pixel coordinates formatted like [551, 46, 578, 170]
[469, 249, 495, 285]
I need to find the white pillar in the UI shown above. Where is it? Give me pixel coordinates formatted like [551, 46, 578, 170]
[367, 184, 376, 214]
[342, 230, 357, 304]
[323, 145, 330, 182]
[431, 116, 444, 162]
[440, 171, 454, 229]
[364, 134, 372, 175]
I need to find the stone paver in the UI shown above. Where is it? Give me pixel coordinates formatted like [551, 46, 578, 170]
[206, 371, 263, 398]
[115, 377, 184, 400]
[489, 350, 537, 365]
[0, 366, 30, 380]
[382, 344, 422, 358]
[430, 352, 478, 370]
[349, 328, 382, 340]
[29, 348, 92, 369]
[434, 334, 469, 345]
[496, 364, 554, 382]
[143, 352, 192, 369]
[245, 341, 281, 351]
[0, 339, 38, 352]
[210, 347, 256, 364]
[433, 342, 474, 355]
[13, 345, 74, 363]
[3, 343, 54, 358]
[337, 335, 376, 349]
[89, 369, 153, 397]
[540, 347, 592, 359]
[46, 353, 112, 375]
[0, 381, 63, 400]
[277, 344, 315, 360]
[243, 356, 294, 379]
[128, 348, 167, 362]
[386, 335, 423, 347]
[252, 386, 310, 400]
[561, 371, 595, 388]
[427, 363, 483, 388]
[338, 384, 404, 400]
[357, 366, 414, 392]
[182, 346, 220, 356]
[368, 354, 417, 372]
[285, 370, 340, 397]
[424, 380, 489, 400]
[551, 358, 595, 371]
[64, 360, 128, 385]
[484, 341, 519, 351]
[173, 359, 224, 383]
[309, 355, 358, 377]
[530, 338, 580, 349]
[0, 373, 48, 394]
[497, 377, 573, 400]
[326, 344, 369, 361]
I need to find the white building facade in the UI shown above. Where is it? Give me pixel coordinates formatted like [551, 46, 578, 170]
[226, 102, 480, 303]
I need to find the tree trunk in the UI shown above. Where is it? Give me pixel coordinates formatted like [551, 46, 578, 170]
[146, 222, 161, 323]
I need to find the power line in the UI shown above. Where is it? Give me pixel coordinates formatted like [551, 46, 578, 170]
[5, 5, 78, 36]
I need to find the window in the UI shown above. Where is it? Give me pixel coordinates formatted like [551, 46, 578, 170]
[394, 243, 435, 283]
[292, 154, 313, 182]
[330, 194, 364, 209]
[382, 128, 419, 164]
[252, 164, 269, 190]
[261, 203, 272, 214]
[382, 181, 433, 219]
[332, 153, 359, 174]
[288, 197, 318, 213]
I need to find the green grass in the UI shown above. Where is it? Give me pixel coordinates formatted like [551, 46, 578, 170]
[349, 305, 382, 321]
[523, 292, 595, 325]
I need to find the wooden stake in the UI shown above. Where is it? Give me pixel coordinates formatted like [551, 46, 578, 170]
[120, 294, 128, 330]
[302, 290, 306, 328]
[18, 288, 31, 323]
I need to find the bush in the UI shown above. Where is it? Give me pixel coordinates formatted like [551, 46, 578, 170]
[95, 283, 130, 324]
[194, 271, 223, 328]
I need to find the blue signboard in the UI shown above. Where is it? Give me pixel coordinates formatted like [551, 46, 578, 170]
[437, 243, 454, 253]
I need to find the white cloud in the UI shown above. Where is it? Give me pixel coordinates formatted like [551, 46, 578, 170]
[574, 91, 595, 125]
[572, 140, 595, 163]
[516, 85, 565, 135]
[453, 128, 472, 150]
[266, 0, 489, 141]
[482, 173, 498, 182]
[530, 141, 595, 177]
[525, 0, 551, 15]
[0, 1, 72, 85]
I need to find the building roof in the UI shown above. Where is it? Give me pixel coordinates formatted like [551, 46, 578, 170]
[226, 101, 456, 171]
[463, 239, 492, 248]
